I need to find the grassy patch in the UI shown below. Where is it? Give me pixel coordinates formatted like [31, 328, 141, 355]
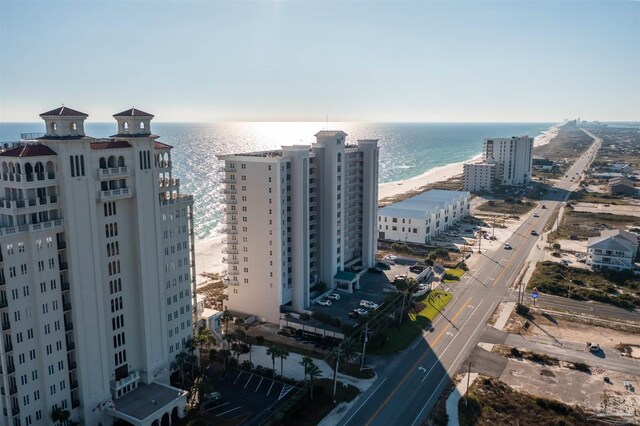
[534, 126, 594, 162]
[459, 376, 601, 426]
[528, 261, 640, 308]
[444, 268, 465, 282]
[369, 290, 452, 354]
[568, 191, 633, 205]
[476, 200, 537, 215]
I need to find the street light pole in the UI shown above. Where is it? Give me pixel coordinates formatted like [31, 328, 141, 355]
[360, 322, 368, 371]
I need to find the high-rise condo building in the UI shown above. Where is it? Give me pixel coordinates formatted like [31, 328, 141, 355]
[463, 136, 533, 192]
[0, 107, 196, 426]
[218, 131, 379, 324]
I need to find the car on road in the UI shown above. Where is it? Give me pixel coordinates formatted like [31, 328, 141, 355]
[533, 212, 539, 217]
[587, 342, 601, 353]
[530, 230, 538, 236]
[317, 299, 332, 307]
[409, 264, 426, 273]
[327, 293, 341, 301]
[360, 300, 379, 310]
[354, 308, 369, 316]
[541, 205, 547, 209]
[503, 243, 512, 249]
[560, 259, 571, 266]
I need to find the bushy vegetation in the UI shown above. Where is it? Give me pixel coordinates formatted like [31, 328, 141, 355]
[459, 376, 599, 426]
[477, 199, 537, 215]
[528, 261, 640, 308]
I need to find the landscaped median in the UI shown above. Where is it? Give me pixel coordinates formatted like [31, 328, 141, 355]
[444, 267, 465, 283]
[370, 289, 453, 354]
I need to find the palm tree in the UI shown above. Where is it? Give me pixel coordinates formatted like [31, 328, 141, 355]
[174, 351, 189, 386]
[50, 407, 71, 425]
[222, 309, 232, 334]
[220, 348, 232, 372]
[266, 345, 280, 376]
[307, 362, 322, 400]
[279, 348, 290, 380]
[223, 332, 236, 350]
[198, 328, 213, 352]
[300, 356, 314, 381]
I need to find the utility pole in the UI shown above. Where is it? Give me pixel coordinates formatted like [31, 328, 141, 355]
[465, 362, 472, 406]
[492, 216, 496, 239]
[518, 281, 522, 305]
[360, 322, 369, 371]
[477, 231, 482, 254]
[332, 346, 341, 401]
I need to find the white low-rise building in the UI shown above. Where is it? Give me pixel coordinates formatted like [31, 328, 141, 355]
[586, 229, 638, 271]
[378, 190, 470, 244]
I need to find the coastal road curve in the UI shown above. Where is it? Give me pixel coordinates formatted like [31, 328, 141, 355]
[337, 131, 602, 426]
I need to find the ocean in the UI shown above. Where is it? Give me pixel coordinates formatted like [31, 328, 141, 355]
[1, 121, 554, 240]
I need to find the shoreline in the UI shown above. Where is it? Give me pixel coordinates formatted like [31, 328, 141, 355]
[195, 124, 561, 281]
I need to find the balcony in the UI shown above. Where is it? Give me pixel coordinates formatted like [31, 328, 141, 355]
[63, 303, 72, 312]
[226, 270, 240, 276]
[0, 219, 64, 238]
[220, 166, 236, 172]
[6, 364, 14, 374]
[4, 342, 13, 352]
[221, 248, 238, 254]
[96, 187, 133, 201]
[222, 258, 239, 264]
[110, 370, 140, 393]
[225, 229, 238, 235]
[221, 178, 237, 184]
[70, 380, 78, 390]
[72, 399, 80, 409]
[65, 322, 74, 332]
[158, 160, 172, 169]
[68, 361, 77, 370]
[0, 299, 7, 309]
[11, 407, 19, 415]
[59, 263, 68, 271]
[61, 281, 70, 291]
[159, 177, 180, 188]
[2, 321, 9, 331]
[0, 276, 5, 287]
[57, 241, 67, 250]
[223, 188, 237, 194]
[66, 341, 75, 351]
[99, 166, 130, 179]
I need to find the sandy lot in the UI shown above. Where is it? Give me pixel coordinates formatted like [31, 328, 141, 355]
[573, 202, 640, 218]
[504, 310, 640, 351]
[500, 359, 640, 421]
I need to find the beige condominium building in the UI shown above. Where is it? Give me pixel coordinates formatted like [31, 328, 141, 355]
[218, 131, 379, 324]
[0, 107, 196, 426]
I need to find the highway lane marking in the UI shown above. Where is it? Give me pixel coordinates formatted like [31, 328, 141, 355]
[364, 296, 473, 426]
[411, 300, 493, 426]
[342, 377, 387, 425]
[420, 300, 484, 383]
[411, 295, 455, 350]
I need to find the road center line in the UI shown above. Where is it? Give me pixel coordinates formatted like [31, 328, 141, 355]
[364, 296, 473, 426]
[421, 299, 484, 383]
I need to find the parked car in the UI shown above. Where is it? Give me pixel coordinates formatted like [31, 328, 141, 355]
[409, 265, 426, 273]
[376, 262, 391, 270]
[348, 311, 359, 318]
[327, 293, 341, 301]
[587, 342, 600, 352]
[360, 300, 379, 310]
[394, 274, 407, 281]
[203, 392, 222, 403]
[369, 267, 384, 274]
[354, 308, 369, 316]
[503, 243, 512, 250]
[530, 230, 538, 236]
[383, 254, 397, 261]
[533, 212, 539, 217]
[318, 299, 332, 307]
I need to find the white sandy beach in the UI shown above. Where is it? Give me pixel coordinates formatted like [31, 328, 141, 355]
[195, 124, 562, 283]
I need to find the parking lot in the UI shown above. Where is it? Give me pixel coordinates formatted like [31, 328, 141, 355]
[202, 367, 298, 425]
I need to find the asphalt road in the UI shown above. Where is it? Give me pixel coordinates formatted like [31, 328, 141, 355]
[525, 292, 640, 322]
[338, 132, 603, 426]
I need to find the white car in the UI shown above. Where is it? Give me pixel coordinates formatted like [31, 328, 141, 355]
[318, 299, 332, 307]
[360, 300, 379, 310]
[327, 293, 341, 301]
[384, 254, 397, 261]
[503, 243, 512, 250]
[533, 212, 539, 217]
[353, 308, 369, 316]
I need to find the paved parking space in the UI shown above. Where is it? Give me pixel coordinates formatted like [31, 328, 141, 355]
[202, 368, 297, 425]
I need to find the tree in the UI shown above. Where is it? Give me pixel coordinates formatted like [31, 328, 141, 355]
[300, 356, 314, 381]
[220, 349, 232, 373]
[174, 351, 189, 386]
[279, 348, 290, 380]
[222, 309, 232, 334]
[306, 361, 322, 400]
[266, 346, 280, 376]
[197, 327, 213, 352]
[50, 407, 71, 424]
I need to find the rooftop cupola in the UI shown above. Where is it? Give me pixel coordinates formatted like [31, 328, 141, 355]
[113, 107, 154, 136]
[39, 106, 88, 138]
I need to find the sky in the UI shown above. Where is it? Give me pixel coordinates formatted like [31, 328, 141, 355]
[0, 0, 638, 122]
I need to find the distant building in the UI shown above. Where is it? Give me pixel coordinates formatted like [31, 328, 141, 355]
[196, 294, 223, 342]
[0, 107, 194, 425]
[463, 162, 497, 192]
[608, 176, 636, 196]
[217, 131, 379, 323]
[532, 155, 554, 171]
[586, 229, 638, 271]
[463, 136, 533, 192]
[378, 189, 470, 244]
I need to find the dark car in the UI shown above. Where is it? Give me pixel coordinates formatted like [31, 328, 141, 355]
[409, 264, 426, 273]
[368, 267, 384, 274]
